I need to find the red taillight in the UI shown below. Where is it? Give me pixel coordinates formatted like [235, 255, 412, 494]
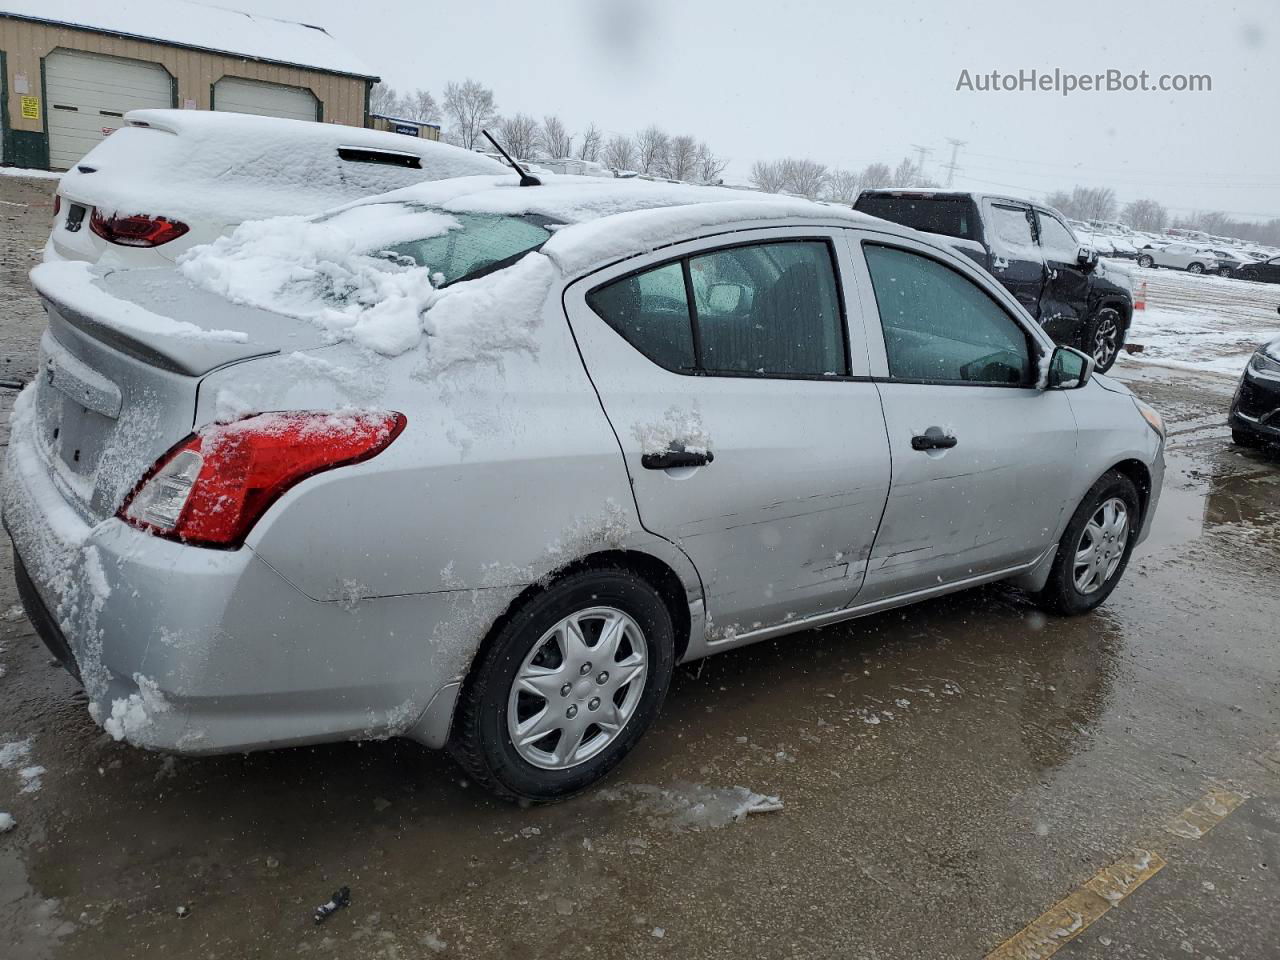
[119, 411, 407, 548]
[53, 193, 61, 219]
[90, 208, 189, 247]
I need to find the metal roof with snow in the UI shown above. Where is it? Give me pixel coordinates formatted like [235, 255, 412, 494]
[0, 0, 377, 79]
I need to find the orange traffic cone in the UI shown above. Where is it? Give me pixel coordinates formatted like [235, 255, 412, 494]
[1133, 280, 1147, 311]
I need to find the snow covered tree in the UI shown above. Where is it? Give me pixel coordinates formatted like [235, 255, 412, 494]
[825, 169, 863, 203]
[860, 162, 892, 189]
[442, 79, 498, 151]
[604, 134, 637, 172]
[635, 126, 670, 175]
[496, 113, 541, 159]
[404, 89, 441, 124]
[1120, 199, 1168, 232]
[695, 142, 727, 185]
[665, 134, 700, 181]
[578, 123, 603, 162]
[781, 158, 829, 198]
[370, 82, 405, 117]
[750, 159, 788, 193]
[541, 115, 574, 159]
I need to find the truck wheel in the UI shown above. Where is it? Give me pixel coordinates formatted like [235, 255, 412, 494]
[1085, 308, 1125, 373]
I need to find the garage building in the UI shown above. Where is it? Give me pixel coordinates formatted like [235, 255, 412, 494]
[0, 0, 379, 171]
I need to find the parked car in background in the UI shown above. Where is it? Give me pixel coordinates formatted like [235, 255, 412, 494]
[1136, 242, 1219, 274]
[1070, 220, 1116, 258]
[7, 176, 1166, 801]
[45, 109, 507, 267]
[1230, 330, 1280, 447]
[1232, 254, 1280, 284]
[855, 190, 1134, 371]
[1209, 248, 1252, 276]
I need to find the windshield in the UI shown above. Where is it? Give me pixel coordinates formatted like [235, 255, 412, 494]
[382, 211, 556, 286]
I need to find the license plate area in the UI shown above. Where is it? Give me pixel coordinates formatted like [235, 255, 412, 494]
[65, 203, 87, 233]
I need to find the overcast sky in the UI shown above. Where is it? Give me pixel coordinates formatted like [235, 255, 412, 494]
[241, 0, 1278, 220]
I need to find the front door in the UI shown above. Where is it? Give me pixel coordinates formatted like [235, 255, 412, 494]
[849, 235, 1079, 602]
[1035, 208, 1094, 345]
[982, 199, 1045, 318]
[563, 229, 892, 635]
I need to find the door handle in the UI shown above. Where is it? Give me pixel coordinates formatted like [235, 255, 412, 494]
[911, 433, 958, 451]
[641, 448, 714, 470]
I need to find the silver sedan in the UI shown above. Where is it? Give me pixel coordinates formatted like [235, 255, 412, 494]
[4, 176, 1166, 801]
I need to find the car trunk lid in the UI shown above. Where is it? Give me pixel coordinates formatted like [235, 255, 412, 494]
[28, 263, 331, 523]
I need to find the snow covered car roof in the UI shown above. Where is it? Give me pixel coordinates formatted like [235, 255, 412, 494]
[1, 0, 376, 78]
[58, 110, 508, 227]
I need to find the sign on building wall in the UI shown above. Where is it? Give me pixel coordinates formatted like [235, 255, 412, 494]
[13, 73, 29, 94]
[20, 96, 39, 120]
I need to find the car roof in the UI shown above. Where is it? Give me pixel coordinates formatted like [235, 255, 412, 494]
[350, 174, 885, 276]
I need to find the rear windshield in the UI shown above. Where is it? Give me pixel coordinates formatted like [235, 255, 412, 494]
[855, 194, 979, 242]
[384, 211, 554, 286]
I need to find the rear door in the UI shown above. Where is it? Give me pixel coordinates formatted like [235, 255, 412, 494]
[847, 232, 1079, 601]
[1035, 208, 1093, 343]
[981, 199, 1046, 318]
[563, 227, 892, 635]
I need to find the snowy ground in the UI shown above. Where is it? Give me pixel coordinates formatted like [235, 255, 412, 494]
[1116, 263, 1280, 378]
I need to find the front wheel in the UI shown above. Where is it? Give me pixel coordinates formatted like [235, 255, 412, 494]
[448, 567, 676, 803]
[1137, 254, 1154, 268]
[1036, 471, 1141, 615]
[1085, 308, 1125, 372]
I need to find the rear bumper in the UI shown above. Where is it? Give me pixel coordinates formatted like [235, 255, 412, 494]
[1, 409, 505, 754]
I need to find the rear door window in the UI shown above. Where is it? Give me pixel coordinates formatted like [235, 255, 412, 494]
[863, 243, 1032, 386]
[586, 239, 848, 377]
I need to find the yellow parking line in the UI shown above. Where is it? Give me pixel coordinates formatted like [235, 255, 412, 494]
[985, 785, 1248, 960]
[985, 850, 1165, 960]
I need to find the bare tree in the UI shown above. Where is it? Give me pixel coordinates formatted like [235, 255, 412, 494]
[369, 82, 404, 117]
[1044, 190, 1074, 215]
[541, 115, 573, 158]
[665, 134, 700, 181]
[442, 78, 498, 151]
[695, 142, 727, 185]
[781, 158, 829, 198]
[603, 134, 637, 172]
[860, 162, 893, 189]
[890, 157, 925, 188]
[750, 159, 788, 193]
[635, 126, 670, 175]
[577, 123, 603, 162]
[825, 169, 863, 203]
[404, 89, 440, 124]
[1120, 199, 1168, 232]
[496, 113, 541, 159]
[1071, 186, 1117, 222]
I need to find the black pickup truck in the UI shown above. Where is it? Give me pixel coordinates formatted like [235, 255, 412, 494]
[854, 190, 1134, 372]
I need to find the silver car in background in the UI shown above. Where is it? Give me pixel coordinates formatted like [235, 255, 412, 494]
[4, 176, 1166, 801]
[1136, 242, 1219, 274]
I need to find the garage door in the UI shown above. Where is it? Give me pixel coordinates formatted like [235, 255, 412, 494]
[45, 50, 172, 170]
[213, 78, 318, 122]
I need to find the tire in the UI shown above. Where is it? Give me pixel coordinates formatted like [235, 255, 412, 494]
[448, 566, 676, 803]
[1035, 471, 1141, 616]
[1137, 254, 1154, 268]
[1187, 262, 1205, 275]
[1232, 427, 1263, 449]
[1084, 308, 1125, 373]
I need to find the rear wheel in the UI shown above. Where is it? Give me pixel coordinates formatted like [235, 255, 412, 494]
[1187, 262, 1205, 275]
[449, 567, 676, 803]
[1137, 254, 1154, 268]
[1036, 471, 1141, 615]
[1085, 308, 1125, 372]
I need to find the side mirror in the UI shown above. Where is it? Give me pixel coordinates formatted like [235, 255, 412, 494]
[1046, 345, 1095, 390]
[704, 282, 749, 314]
[1076, 245, 1098, 271]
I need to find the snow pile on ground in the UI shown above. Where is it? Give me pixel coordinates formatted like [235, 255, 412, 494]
[102, 675, 171, 742]
[0, 812, 14, 832]
[0, 739, 31, 770]
[598, 782, 783, 830]
[1120, 268, 1280, 377]
[31, 261, 248, 342]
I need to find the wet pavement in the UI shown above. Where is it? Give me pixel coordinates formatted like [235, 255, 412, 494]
[1, 175, 1278, 959]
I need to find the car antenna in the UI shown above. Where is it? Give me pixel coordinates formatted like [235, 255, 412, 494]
[482, 129, 541, 187]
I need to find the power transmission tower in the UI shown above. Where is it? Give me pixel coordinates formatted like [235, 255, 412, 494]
[910, 143, 933, 178]
[943, 138, 967, 187]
